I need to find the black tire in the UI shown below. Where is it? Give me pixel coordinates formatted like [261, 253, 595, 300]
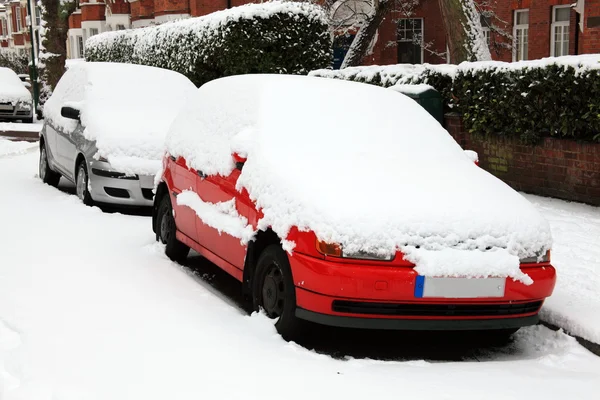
[75, 160, 94, 206]
[253, 245, 304, 341]
[156, 194, 190, 263]
[39, 143, 61, 187]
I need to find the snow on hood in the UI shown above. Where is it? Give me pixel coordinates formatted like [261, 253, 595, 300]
[165, 75, 552, 281]
[43, 62, 197, 175]
[0, 67, 32, 105]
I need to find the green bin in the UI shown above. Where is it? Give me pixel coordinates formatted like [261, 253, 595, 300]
[389, 84, 444, 125]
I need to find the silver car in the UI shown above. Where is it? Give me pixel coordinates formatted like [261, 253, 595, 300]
[38, 106, 155, 207]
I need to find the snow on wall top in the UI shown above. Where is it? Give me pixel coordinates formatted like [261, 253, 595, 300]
[165, 74, 552, 282]
[309, 54, 600, 84]
[43, 62, 197, 175]
[0, 67, 32, 105]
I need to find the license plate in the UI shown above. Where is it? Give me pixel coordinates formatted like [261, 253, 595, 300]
[414, 276, 506, 298]
[0, 105, 13, 111]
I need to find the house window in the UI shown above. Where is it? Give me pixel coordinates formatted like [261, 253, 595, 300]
[397, 18, 423, 64]
[89, 28, 99, 37]
[513, 9, 529, 61]
[77, 36, 84, 58]
[15, 6, 21, 32]
[480, 14, 491, 46]
[35, 6, 41, 26]
[551, 5, 570, 57]
[116, 24, 126, 30]
[1, 18, 7, 36]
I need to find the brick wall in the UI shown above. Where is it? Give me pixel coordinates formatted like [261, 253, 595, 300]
[580, 0, 600, 54]
[130, 0, 155, 21]
[446, 114, 600, 206]
[81, 4, 106, 21]
[155, 0, 189, 17]
[69, 13, 82, 29]
[107, 0, 131, 15]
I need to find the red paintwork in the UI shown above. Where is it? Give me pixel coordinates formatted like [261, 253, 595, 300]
[161, 153, 557, 325]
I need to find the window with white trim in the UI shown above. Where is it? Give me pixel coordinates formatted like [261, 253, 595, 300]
[77, 36, 84, 58]
[513, 9, 529, 61]
[15, 6, 21, 32]
[551, 5, 570, 57]
[1, 18, 7, 37]
[89, 28, 99, 37]
[397, 18, 423, 64]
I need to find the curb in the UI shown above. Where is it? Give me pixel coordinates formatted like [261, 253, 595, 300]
[0, 130, 40, 142]
[540, 320, 600, 357]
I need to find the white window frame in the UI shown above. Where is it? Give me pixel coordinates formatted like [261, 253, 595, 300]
[89, 28, 99, 37]
[513, 9, 529, 61]
[551, 5, 571, 57]
[397, 17, 424, 64]
[77, 35, 84, 58]
[1, 18, 7, 37]
[482, 27, 491, 45]
[15, 6, 21, 32]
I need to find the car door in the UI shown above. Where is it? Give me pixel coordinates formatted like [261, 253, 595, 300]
[56, 124, 79, 180]
[43, 123, 59, 168]
[194, 167, 251, 269]
[169, 156, 198, 240]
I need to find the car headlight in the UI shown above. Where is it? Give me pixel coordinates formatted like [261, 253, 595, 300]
[316, 239, 394, 261]
[16, 102, 31, 111]
[520, 250, 551, 264]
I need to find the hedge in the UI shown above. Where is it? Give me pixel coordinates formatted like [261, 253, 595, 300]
[310, 56, 600, 144]
[85, 1, 332, 87]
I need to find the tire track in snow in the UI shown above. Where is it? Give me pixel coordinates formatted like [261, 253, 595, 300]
[0, 318, 22, 396]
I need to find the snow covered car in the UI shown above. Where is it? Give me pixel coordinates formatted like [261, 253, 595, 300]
[0, 67, 33, 123]
[153, 74, 556, 340]
[39, 62, 197, 206]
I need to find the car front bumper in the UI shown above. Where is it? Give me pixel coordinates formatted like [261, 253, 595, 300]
[88, 162, 154, 206]
[0, 104, 33, 121]
[289, 251, 556, 330]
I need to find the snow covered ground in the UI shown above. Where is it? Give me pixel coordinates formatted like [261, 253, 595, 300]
[525, 195, 600, 345]
[0, 146, 599, 400]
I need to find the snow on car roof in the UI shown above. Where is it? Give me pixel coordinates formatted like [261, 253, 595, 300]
[165, 74, 552, 282]
[43, 62, 197, 175]
[0, 67, 32, 105]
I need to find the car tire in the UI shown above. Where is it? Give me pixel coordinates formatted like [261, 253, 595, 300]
[156, 194, 190, 263]
[39, 143, 61, 187]
[253, 245, 304, 341]
[75, 160, 94, 206]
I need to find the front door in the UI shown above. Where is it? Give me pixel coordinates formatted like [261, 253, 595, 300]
[194, 168, 250, 270]
[170, 156, 198, 240]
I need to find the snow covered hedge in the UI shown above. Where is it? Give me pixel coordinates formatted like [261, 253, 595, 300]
[85, 1, 331, 87]
[310, 55, 600, 143]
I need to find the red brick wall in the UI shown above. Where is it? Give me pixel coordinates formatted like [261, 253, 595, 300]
[107, 0, 131, 15]
[446, 114, 600, 206]
[580, 0, 600, 54]
[12, 32, 24, 45]
[69, 13, 82, 29]
[131, 0, 155, 21]
[81, 4, 106, 21]
[155, 0, 189, 17]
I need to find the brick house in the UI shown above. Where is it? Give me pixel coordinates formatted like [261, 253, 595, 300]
[0, 0, 40, 58]
[67, 0, 600, 66]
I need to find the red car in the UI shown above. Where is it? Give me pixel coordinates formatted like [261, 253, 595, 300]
[153, 75, 556, 340]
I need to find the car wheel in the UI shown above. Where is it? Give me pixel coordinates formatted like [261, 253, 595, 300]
[156, 194, 190, 263]
[39, 144, 61, 187]
[75, 161, 94, 206]
[253, 245, 304, 341]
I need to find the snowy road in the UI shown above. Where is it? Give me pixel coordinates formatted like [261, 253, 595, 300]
[1, 147, 599, 400]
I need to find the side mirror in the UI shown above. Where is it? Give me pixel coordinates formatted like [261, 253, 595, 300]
[61, 106, 80, 121]
[22, 81, 31, 88]
[464, 150, 479, 166]
[233, 152, 247, 170]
